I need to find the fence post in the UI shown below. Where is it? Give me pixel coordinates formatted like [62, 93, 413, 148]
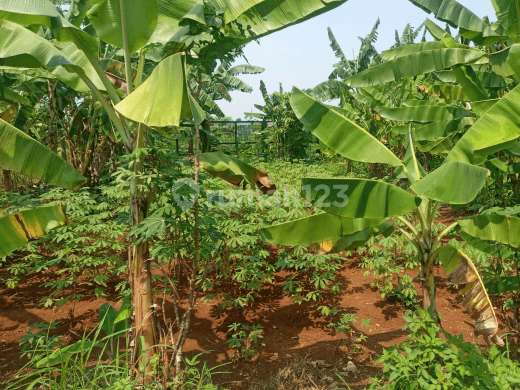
[234, 121, 238, 156]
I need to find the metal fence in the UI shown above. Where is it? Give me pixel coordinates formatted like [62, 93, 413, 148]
[176, 120, 268, 155]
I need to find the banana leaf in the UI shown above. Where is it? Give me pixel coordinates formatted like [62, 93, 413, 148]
[290, 87, 402, 167]
[0, 205, 69, 258]
[301, 178, 421, 219]
[446, 83, 520, 165]
[408, 0, 506, 45]
[198, 152, 276, 194]
[345, 48, 484, 88]
[0, 0, 99, 57]
[310, 222, 394, 254]
[0, 20, 105, 92]
[491, 0, 520, 36]
[0, 87, 30, 105]
[115, 53, 204, 127]
[410, 161, 488, 204]
[0, 118, 86, 189]
[87, 0, 158, 54]
[259, 212, 385, 246]
[376, 105, 469, 123]
[458, 214, 520, 249]
[439, 245, 504, 346]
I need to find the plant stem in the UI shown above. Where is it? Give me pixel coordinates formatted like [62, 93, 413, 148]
[119, 0, 133, 95]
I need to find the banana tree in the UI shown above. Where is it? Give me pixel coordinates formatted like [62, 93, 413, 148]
[260, 86, 516, 345]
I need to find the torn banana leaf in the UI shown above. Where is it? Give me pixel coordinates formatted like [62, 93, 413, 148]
[198, 152, 276, 194]
[439, 245, 504, 346]
[0, 205, 69, 258]
[309, 222, 394, 254]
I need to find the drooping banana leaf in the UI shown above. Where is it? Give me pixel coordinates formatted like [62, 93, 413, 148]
[439, 245, 504, 346]
[408, 0, 506, 45]
[290, 87, 402, 167]
[446, 83, 520, 165]
[312, 80, 349, 101]
[198, 152, 276, 194]
[0, 205, 69, 258]
[301, 178, 421, 219]
[310, 222, 394, 254]
[259, 212, 385, 246]
[410, 161, 487, 204]
[0, 87, 30, 106]
[0, 0, 99, 57]
[0, 20, 105, 92]
[345, 48, 484, 88]
[375, 105, 469, 123]
[0, 118, 86, 189]
[231, 0, 350, 40]
[87, 0, 158, 54]
[115, 53, 204, 127]
[458, 214, 520, 249]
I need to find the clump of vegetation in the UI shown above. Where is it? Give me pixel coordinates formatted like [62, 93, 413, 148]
[370, 309, 520, 389]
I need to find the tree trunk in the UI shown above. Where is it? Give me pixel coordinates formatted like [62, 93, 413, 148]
[2, 169, 12, 192]
[130, 124, 156, 378]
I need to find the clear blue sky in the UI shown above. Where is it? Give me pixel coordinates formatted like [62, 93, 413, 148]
[218, 0, 496, 119]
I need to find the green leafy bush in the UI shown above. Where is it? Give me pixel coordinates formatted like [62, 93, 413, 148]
[369, 309, 520, 390]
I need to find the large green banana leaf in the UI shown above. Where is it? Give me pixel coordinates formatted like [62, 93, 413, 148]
[0, 118, 86, 189]
[446, 83, 520, 165]
[408, 0, 506, 45]
[376, 105, 469, 123]
[458, 214, 520, 249]
[439, 245, 504, 346]
[0, 0, 99, 58]
[198, 152, 276, 193]
[87, 0, 158, 54]
[290, 87, 402, 167]
[491, 0, 520, 36]
[115, 53, 204, 127]
[0, 205, 69, 258]
[231, 0, 349, 40]
[381, 41, 446, 61]
[148, 0, 349, 48]
[345, 49, 484, 88]
[0, 20, 105, 92]
[410, 161, 487, 204]
[301, 178, 421, 219]
[259, 213, 385, 246]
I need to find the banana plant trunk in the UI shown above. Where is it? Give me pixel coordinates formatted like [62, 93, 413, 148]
[422, 251, 437, 319]
[2, 168, 12, 192]
[130, 124, 156, 377]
